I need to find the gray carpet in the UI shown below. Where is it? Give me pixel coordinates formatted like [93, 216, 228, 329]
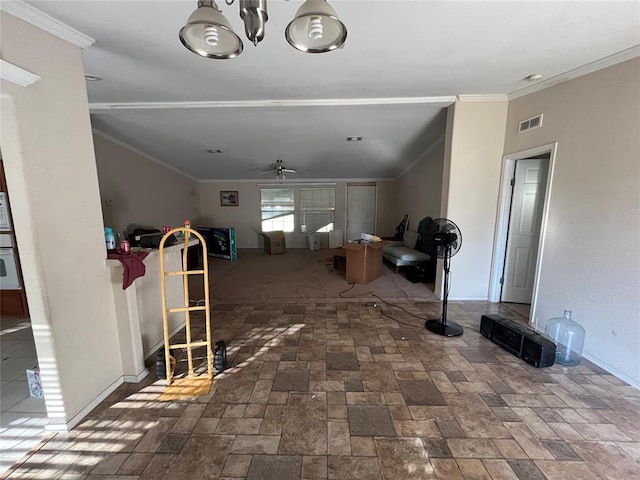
[202, 248, 439, 304]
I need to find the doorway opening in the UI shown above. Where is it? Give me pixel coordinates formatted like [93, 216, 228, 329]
[489, 143, 557, 328]
[0, 158, 47, 475]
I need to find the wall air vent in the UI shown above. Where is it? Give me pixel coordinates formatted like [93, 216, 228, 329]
[519, 113, 543, 133]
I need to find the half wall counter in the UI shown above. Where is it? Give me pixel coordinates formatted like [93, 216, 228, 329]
[107, 239, 199, 382]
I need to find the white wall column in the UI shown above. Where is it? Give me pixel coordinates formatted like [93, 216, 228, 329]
[1, 12, 123, 430]
[439, 100, 508, 300]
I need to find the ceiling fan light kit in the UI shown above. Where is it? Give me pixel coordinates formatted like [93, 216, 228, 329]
[257, 159, 296, 179]
[180, 0, 346, 59]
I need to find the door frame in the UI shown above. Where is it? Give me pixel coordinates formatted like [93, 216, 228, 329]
[488, 143, 557, 329]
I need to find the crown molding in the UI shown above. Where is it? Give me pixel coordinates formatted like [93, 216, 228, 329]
[199, 177, 394, 184]
[509, 45, 640, 100]
[0, 0, 94, 49]
[0, 60, 41, 87]
[457, 94, 509, 103]
[92, 129, 197, 181]
[89, 96, 457, 111]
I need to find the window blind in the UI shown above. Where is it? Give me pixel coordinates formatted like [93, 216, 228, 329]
[300, 187, 335, 234]
[260, 188, 295, 232]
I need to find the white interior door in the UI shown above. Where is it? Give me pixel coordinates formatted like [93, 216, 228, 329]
[502, 158, 548, 303]
[346, 184, 376, 241]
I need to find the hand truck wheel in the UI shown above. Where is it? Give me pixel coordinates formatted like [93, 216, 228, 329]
[214, 340, 227, 372]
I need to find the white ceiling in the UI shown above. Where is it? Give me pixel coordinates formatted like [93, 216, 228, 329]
[27, 1, 640, 180]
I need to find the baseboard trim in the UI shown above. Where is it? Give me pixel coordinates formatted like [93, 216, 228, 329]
[580, 352, 639, 389]
[530, 325, 640, 389]
[45, 376, 125, 432]
[448, 296, 488, 301]
[123, 369, 149, 383]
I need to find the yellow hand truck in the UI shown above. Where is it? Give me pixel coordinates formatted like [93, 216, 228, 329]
[158, 227, 213, 396]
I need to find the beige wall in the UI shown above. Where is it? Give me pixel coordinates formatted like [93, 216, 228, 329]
[94, 132, 199, 239]
[395, 139, 445, 233]
[440, 100, 508, 299]
[374, 180, 399, 237]
[198, 181, 274, 248]
[197, 180, 396, 248]
[504, 58, 640, 386]
[1, 14, 122, 428]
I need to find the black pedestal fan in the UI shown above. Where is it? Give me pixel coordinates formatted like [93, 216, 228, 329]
[425, 218, 464, 337]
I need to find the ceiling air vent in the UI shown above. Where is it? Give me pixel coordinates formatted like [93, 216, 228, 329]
[519, 114, 543, 133]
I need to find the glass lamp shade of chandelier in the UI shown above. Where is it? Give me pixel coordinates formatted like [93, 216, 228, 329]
[285, 0, 347, 53]
[179, 1, 243, 59]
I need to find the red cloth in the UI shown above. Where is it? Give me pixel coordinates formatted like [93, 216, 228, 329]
[107, 250, 149, 290]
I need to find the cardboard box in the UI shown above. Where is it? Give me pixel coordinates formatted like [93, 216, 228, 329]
[259, 231, 286, 255]
[343, 241, 384, 284]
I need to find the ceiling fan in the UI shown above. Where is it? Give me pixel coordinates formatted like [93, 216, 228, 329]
[256, 159, 297, 179]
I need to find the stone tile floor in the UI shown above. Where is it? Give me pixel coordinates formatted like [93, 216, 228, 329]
[0, 317, 49, 476]
[4, 301, 640, 479]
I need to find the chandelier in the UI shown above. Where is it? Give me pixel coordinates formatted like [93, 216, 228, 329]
[179, 0, 347, 59]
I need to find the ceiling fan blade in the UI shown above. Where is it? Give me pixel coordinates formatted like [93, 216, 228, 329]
[253, 160, 297, 177]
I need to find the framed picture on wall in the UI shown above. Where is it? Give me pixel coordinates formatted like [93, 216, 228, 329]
[220, 191, 239, 206]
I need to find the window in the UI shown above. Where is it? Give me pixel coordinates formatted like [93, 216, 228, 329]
[260, 188, 295, 232]
[300, 187, 335, 234]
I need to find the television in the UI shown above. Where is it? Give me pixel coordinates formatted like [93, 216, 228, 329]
[197, 227, 237, 261]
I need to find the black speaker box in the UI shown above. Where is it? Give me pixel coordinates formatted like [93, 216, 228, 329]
[480, 314, 556, 368]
